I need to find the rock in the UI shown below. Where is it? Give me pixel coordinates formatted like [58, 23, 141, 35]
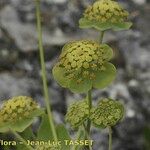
[0, 73, 40, 100]
[132, 0, 146, 5]
[0, 5, 97, 52]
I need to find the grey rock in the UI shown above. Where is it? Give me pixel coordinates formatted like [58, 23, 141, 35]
[0, 73, 39, 100]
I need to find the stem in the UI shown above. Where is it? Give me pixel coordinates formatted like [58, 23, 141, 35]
[108, 127, 112, 150]
[35, 0, 57, 141]
[99, 31, 105, 44]
[83, 124, 93, 150]
[72, 127, 83, 150]
[82, 90, 92, 150]
[11, 130, 34, 150]
[87, 90, 92, 135]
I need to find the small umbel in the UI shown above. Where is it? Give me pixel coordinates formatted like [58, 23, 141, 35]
[65, 100, 89, 128]
[90, 98, 124, 128]
[53, 40, 116, 93]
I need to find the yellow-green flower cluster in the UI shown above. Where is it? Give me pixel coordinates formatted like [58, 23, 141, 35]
[84, 0, 129, 23]
[35, 145, 61, 150]
[57, 40, 110, 83]
[65, 100, 89, 128]
[90, 99, 124, 128]
[0, 96, 38, 123]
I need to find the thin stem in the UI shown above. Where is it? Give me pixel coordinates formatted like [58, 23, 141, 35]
[35, 0, 57, 141]
[86, 90, 92, 135]
[11, 130, 34, 150]
[83, 124, 93, 150]
[72, 127, 83, 150]
[108, 127, 112, 150]
[99, 31, 105, 44]
[82, 90, 92, 150]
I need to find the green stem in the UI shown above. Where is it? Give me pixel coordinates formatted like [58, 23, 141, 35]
[99, 31, 105, 44]
[86, 90, 92, 135]
[35, 0, 57, 141]
[11, 130, 34, 150]
[83, 124, 93, 150]
[108, 127, 112, 150]
[72, 127, 83, 150]
[82, 90, 92, 150]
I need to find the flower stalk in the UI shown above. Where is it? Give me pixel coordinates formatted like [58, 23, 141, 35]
[35, 0, 57, 141]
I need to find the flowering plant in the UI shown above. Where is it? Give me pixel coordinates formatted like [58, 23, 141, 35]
[0, 0, 132, 150]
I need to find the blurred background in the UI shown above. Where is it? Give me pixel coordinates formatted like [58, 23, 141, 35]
[0, 0, 150, 150]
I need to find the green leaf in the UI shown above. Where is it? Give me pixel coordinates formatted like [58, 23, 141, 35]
[20, 127, 35, 140]
[144, 126, 150, 150]
[52, 66, 70, 88]
[101, 44, 114, 61]
[93, 63, 116, 89]
[56, 124, 71, 150]
[0, 108, 44, 133]
[79, 18, 132, 31]
[113, 22, 133, 31]
[74, 128, 85, 150]
[0, 123, 10, 133]
[69, 77, 92, 93]
[29, 108, 45, 118]
[79, 18, 111, 31]
[10, 118, 34, 133]
[37, 114, 54, 141]
[16, 127, 35, 150]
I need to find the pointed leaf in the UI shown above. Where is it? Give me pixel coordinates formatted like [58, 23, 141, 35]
[56, 124, 71, 150]
[16, 128, 34, 150]
[37, 114, 54, 141]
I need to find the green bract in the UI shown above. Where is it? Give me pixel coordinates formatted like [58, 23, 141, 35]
[65, 100, 89, 128]
[90, 99, 124, 128]
[79, 0, 132, 31]
[52, 40, 116, 93]
[0, 96, 44, 133]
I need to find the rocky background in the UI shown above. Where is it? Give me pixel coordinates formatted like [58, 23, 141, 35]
[0, 0, 150, 150]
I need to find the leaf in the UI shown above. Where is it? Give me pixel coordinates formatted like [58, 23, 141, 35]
[79, 18, 132, 31]
[10, 118, 34, 132]
[37, 114, 54, 141]
[69, 77, 92, 93]
[93, 63, 116, 89]
[56, 124, 71, 150]
[101, 44, 114, 61]
[74, 128, 85, 150]
[16, 127, 35, 150]
[29, 108, 45, 118]
[20, 127, 35, 140]
[113, 22, 133, 31]
[0, 108, 44, 133]
[79, 18, 111, 31]
[52, 66, 70, 88]
[0, 123, 10, 133]
[144, 126, 150, 150]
